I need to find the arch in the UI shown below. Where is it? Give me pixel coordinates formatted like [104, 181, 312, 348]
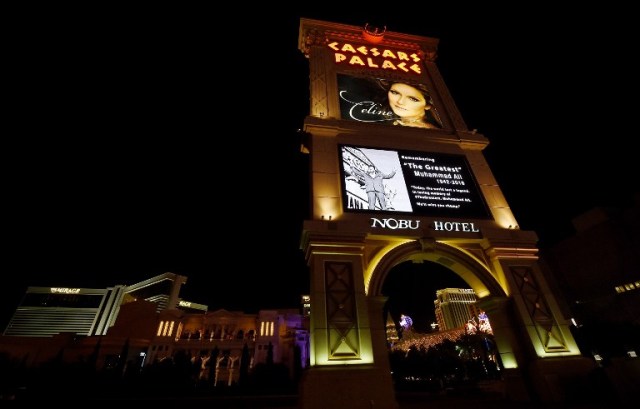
[367, 240, 506, 300]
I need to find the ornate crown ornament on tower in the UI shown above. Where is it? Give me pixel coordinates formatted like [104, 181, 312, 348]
[362, 23, 386, 44]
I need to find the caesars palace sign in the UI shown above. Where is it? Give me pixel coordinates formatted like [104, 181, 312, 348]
[371, 218, 480, 233]
[328, 41, 423, 74]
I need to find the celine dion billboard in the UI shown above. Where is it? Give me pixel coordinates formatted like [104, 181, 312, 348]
[339, 145, 490, 219]
[338, 74, 442, 130]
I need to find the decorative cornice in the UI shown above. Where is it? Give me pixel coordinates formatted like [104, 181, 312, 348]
[301, 28, 329, 56]
[486, 246, 539, 261]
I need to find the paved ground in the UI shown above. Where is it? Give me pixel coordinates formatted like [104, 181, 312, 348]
[13, 389, 629, 408]
[52, 393, 624, 408]
[395, 392, 622, 409]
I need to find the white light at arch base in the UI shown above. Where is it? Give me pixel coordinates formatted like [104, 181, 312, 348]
[399, 314, 413, 330]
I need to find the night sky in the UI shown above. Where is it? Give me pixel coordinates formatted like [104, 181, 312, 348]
[3, 8, 638, 330]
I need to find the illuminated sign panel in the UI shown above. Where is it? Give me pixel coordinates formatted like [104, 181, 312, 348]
[339, 145, 490, 219]
[338, 74, 442, 129]
[328, 41, 422, 74]
[51, 288, 81, 294]
[368, 218, 481, 232]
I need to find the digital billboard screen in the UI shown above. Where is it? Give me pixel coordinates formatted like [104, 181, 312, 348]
[337, 74, 443, 130]
[339, 145, 490, 219]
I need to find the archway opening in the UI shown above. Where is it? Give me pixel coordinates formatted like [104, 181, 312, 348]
[381, 260, 502, 394]
[382, 260, 468, 332]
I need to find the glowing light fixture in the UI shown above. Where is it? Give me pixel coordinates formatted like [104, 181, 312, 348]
[362, 23, 386, 44]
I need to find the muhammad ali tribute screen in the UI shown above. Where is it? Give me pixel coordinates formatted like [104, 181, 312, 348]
[339, 145, 490, 218]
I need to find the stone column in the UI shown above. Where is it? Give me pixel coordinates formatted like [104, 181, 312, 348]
[476, 296, 531, 402]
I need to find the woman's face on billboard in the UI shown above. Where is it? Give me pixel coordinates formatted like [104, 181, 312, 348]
[387, 83, 427, 119]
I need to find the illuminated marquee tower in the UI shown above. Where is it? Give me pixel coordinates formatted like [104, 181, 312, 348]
[298, 19, 591, 408]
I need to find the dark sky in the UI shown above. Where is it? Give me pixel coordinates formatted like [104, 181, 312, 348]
[3, 9, 638, 330]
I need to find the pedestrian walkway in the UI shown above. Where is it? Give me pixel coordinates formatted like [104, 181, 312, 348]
[396, 391, 624, 409]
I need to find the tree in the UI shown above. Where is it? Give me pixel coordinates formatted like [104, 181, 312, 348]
[266, 342, 274, 366]
[208, 346, 219, 385]
[115, 338, 130, 377]
[239, 343, 250, 387]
